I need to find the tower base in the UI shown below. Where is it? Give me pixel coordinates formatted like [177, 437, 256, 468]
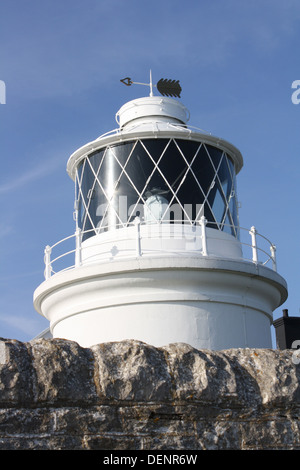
[33, 256, 287, 349]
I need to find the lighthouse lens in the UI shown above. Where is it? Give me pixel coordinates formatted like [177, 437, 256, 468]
[76, 138, 238, 240]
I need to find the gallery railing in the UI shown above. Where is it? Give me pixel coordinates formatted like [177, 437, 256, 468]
[43, 216, 277, 280]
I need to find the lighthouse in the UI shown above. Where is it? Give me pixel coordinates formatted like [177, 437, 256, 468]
[33, 75, 288, 349]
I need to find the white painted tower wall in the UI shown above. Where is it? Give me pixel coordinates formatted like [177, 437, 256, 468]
[34, 95, 287, 349]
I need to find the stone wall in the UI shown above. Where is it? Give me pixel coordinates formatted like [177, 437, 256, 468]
[0, 337, 299, 450]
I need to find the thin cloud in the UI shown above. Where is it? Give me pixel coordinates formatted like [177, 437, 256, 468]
[0, 312, 45, 338]
[0, 157, 63, 194]
[0, 223, 13, 239]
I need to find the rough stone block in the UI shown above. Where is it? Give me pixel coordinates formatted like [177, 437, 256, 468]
[0, 339, 33, 405]
[92, 340, 173, 401]
[30, 338, 97, 405]
[0, 338, 299, 450]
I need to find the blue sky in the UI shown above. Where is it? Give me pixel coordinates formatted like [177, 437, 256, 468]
[0, 0, 299, 346]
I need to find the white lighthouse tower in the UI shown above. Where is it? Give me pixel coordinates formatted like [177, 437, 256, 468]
[33, 75, 288, 349]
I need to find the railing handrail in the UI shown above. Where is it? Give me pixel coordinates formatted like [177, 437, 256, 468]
[43, 218, 278, 279]
[95, 121, 212, 142]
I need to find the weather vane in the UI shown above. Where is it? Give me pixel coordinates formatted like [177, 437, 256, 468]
[120, 70, 182, 98]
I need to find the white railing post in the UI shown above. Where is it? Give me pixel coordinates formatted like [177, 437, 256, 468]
[44, 245, 52, 280]
[200, 216, 208, 256]
[270, 244, 277, 272]
[249, 226, 258, 264]
[75, 228, 82, 267]
[134, 216, 142, 257]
